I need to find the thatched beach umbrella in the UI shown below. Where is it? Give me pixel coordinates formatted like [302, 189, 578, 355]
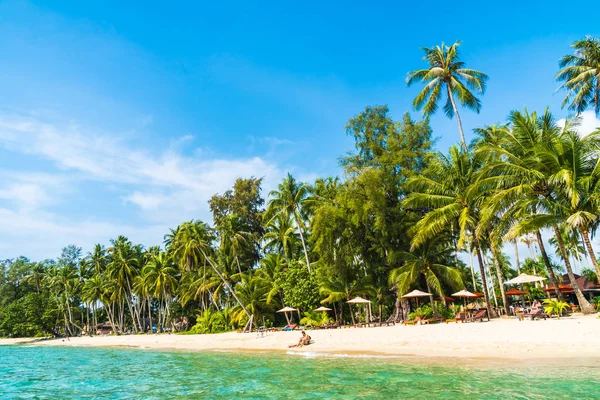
[452, 289, 477, 309]
[314, 306, 332, 312]
[277, 306, 298, 325]
[347, 297, 372, 323]
[402, 289, 432, 308]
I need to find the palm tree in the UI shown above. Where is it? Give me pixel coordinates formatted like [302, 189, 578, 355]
[166, 220, 252, 321]
[407, 41, 489, 150]
[404, 146, 496, 318]
[265, 173, 312, 271]
[142, 252, 178, 332]
[478, 109, 595, 313]
[388, 238, 462, 315]
[107, 236, 142, 332]
[320, 274, 374, 325]
[255, 253, 284, 306]
[556, 36, 600, 115]
[262, 213, 299, 264]
[221, 215, 255, 275]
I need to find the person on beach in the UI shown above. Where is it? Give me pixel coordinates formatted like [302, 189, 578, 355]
[289, 331, 311, 348]
[532, 299, 542, 311]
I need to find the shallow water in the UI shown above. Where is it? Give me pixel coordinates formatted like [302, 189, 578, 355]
[1, 345, 598, 399]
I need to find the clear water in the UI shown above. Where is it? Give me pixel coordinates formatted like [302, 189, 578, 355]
[1, 345, 598, 399]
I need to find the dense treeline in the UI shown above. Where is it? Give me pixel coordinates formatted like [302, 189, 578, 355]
[2, 37, 600, 337]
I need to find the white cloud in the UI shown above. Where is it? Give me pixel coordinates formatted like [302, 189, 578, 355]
[0, 112, 296, 258]
[557, 110, 600, 137]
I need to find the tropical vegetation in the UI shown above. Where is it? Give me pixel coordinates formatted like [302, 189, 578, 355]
[2, 37, 600, 338]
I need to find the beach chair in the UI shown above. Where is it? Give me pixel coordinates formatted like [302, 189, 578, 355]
[282, 324, 297, 331]
[403, 316, 423, 326]
[446, 312, 468, 323]
[467, 309, 487, 322]
[524, 309, 549, 320]
[423, 317, 445, 324]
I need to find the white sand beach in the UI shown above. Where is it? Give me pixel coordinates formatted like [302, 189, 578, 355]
[4, 314, 600, 365]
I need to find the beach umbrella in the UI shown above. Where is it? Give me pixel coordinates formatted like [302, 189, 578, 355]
[277, 306, 298, 325]
[402, 289, 432, 308]
[347, 297, 372, 324]
[314, 306, 332, 312]
[504, 273, 546, 285]
[505, 288, 528, 296]
[452, 289, 477, 309]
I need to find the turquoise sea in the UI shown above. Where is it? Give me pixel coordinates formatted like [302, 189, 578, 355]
[1, 345, 599, 399]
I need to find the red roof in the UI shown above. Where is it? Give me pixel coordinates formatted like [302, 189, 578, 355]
[544, 274, 600, 293]
[506, 288, 528, 296]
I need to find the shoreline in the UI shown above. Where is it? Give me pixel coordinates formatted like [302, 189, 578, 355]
[3, 314, 600, 367]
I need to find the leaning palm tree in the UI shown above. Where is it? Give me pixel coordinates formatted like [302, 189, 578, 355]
[407, 41, 489, 150]
[556, 36, 600, 115]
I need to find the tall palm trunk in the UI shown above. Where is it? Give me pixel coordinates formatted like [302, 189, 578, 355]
[469, 250, 477, 290]
[124, 277, 140, 333]
[294, 210, 311, 272]
[425, 276, 440, 317]
[446, 86, 467, 151]
[482, 254, 498, 308]
[105, 303, 119, 335]
[490, 245, 509, 316]
[552, 225, 595, 314]
[474, 240, 496, 318]
[147, 297, 153, 333]
[514, 240, 526, 305]
[535, 230, 565, 302]
[579, 229, 600, 281]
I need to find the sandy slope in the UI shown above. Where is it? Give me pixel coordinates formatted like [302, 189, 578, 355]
[3, 314, 600, 364]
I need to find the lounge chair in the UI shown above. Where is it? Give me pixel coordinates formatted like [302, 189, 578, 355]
[282, 324, 297, 331]
[423, 317, 445, 324]
[446, 312, 468, 323]
[524, 309, 549, 320]
[467, 309, 487, 322]
[403, 316, 423, 326]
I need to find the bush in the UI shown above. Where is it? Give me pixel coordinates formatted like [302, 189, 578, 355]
[408, 303, 455, 320]
[299, 311, 332, 327]
[543, 298, 570, 318]
[188, 309, 231, 334]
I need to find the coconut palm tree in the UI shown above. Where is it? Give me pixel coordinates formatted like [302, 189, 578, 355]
[403, 145, 496, 318]
[477, 109, 594, 313]
[556, 36, 600, 115]
[142, 252, 178, 332]
[407, 41, 489, 150]
[262, 213, 300, 264]
[165, 220, 252, 321]
[265, 173, 311, 271]
[388, 238, 462, 315]
[107, 236, 142, 332]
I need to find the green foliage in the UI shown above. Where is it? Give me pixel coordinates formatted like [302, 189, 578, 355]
[526, 287, 546, 301]
[299, 311, 332, 327]
[408, 303, 454, 320]
[189, 309, 231, 334]
[543, 299, 570, 318]
[0, 292, 58, 337]
[278, 260, 320, 311]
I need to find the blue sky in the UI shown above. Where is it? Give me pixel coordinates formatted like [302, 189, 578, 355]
[0, 0, 599, 261]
